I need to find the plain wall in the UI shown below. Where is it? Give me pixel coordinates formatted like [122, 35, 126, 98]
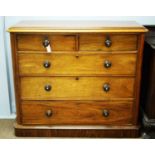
[0, 17, 11, 118]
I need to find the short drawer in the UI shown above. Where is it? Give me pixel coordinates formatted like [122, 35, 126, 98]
[18, 53, 137, 76]
[20, 77, 135, 100]
[21, 101, 133, 125]
[17, 34, 76, 51]
[79, 34, 137, 51]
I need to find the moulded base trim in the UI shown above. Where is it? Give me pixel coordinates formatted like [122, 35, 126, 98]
[14, 123, 140, 138]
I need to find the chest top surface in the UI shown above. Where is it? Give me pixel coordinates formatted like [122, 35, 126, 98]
[8, 20, 148, 33]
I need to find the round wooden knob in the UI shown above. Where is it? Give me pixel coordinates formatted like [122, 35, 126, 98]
[45, 109, 53, 117]
[103, 83, 110, 92]
[44, 85, 52, 91]
[43, 60, 51, 68]
[102, 109, 109, 117]
[104, 60, 112, 68]
[43, 39, 50, 47]
[105, 38, 112, 47]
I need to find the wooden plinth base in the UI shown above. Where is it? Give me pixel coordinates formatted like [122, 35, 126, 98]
[14, 123, 140, 138]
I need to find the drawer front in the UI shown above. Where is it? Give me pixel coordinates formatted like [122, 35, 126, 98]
[80, 34, 137, 51]
[21, 101, 133, 125]
[17, 34, 76, 51]
[20, 77, 135, 100]
[18, 53, 137, 76]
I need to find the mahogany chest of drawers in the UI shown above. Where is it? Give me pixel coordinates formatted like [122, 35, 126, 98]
[8, 21, 147, 137]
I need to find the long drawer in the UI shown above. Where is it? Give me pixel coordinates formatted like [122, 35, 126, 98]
[18, 53, 137, 76]
[20, 77, 135, 100]
[21, 101, 133, 125]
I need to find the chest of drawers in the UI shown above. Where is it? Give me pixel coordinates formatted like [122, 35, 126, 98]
[8, 21, 147, 137]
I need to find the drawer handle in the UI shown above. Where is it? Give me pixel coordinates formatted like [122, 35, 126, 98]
[44, 85, 52, 91]
[104, 60, 112, 68]
[43, 38, 52, 53]
[102, 109, 110, 117]
[43, 38, 50, 48]
[103, 83, 110, 92]
[105, 37, 112, 47]
[43, 60, 51, 68]
[45, 109, 53, 117]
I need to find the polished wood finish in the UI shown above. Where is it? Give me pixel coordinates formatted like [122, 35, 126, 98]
[10, 33, 22, 124]
[17, 33, 138, 51]
[18, 52, 137, 76]
[20, 77, 135, 100]
[132, 34, 145, 124]
[17, 34, 76, 51]
[8, 21, 147, 33]
[21, 101, 133, 125]
[9, 21, 147, 137]
[14, 124, 140, 138]
[80, 34, 137, 51]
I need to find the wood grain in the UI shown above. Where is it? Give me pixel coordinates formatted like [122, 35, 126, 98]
[21, 101, 133, 125]
[7, 20, 148, 33]
[10, 33, 22, 124]
[80, 34, 137, 51]
[20, 77, 135, 100]
[18, 52, 137, 76]
[17, 34, 76, 51]
[132, 34, 145, 124]
[14, 123, 140, 137]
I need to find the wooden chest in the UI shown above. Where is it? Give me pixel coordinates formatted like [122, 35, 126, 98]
[8, 21, 147, 137]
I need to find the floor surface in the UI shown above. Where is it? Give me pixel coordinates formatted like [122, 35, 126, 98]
[0, 119, 16, 138]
